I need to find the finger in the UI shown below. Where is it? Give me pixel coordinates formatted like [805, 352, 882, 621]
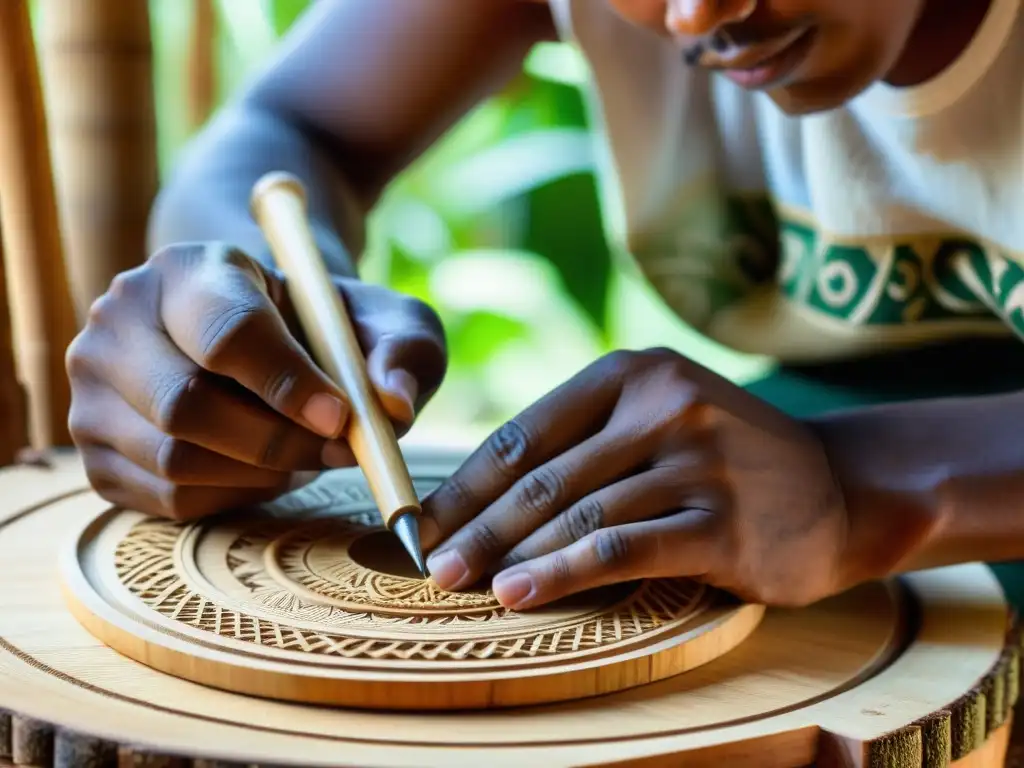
[490, 511, 717, 610]
[77, 322, 336, 472]
[157, 244, 349, 439]
[499, 464, 716, 570]
[70, 384, 291, 488]
[320, 439, 357, 468]
[338, 281, 447, 398]
[365, 339, 419, 430]
[422, 354, 631, 550]
[424, 424, 658, 590]
[83, 446, 287, 522]
[285, 278, 446, 431]
[351, 286, 446, 428]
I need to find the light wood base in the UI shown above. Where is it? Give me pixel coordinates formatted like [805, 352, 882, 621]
[0, 450, 1018, 767]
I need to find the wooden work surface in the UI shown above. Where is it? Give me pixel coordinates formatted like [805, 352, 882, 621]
[0, 449, 1018, 767]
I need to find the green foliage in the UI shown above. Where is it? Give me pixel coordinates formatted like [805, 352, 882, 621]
[522, 172, 612, 335]
[262, 0, 309, 35]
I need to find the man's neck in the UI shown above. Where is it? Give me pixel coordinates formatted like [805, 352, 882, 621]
[886, 0, 994, 87]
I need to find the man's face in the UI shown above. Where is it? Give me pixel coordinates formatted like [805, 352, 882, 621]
[603, 0, 928, 114]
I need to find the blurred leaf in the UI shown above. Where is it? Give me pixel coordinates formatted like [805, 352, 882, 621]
[523, 42, 589, 87]
[432, 128, 593, 216]
[521, 172, 612, 333]
[499, 76, 589, 136]
[427, 248, 570, 319]
[216, 0, 276, 59]
[385, 241, 432, 301]
[425, 78, 609, 330]
[264, 0, 311, 35]
[446, 311, 532, 369]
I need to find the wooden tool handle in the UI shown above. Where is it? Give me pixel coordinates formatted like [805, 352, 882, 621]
[250, 172, 420, 528]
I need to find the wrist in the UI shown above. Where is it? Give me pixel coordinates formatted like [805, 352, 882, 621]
[808, 411, 948, 589]
[806, 389, 1024, 582]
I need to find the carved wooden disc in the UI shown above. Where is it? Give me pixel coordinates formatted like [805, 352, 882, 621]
[60, 457, 764, 710]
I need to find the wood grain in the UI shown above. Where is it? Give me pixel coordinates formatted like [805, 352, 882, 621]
[0, 451, 1016, 766]
[0, 223, 27, 466]
[0, 0, 77, 450]
[37, 0, 159, 319]
[249, 172, 421, 532]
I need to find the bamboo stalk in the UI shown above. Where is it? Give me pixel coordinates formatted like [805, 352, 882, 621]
[0, 218, 28, 467]
[38, 0, 159, 320]
[187, 0, 218, 132]
[0, 0, 77, 450]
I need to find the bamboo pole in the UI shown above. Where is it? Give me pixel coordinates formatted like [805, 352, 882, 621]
[38, 0, 159, 320]
[0, 219, 28, 467]
[0, 1, 77, 450]
[187, 0, 218, 132]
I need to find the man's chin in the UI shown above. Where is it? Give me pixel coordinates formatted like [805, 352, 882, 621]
[762, 75, 878, 117]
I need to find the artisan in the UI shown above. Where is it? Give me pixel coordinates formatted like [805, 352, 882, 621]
[65, 0, 1024, 613]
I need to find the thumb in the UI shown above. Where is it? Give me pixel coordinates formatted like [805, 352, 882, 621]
[160, 247, 350, 439]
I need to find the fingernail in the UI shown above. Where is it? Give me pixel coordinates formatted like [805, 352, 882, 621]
[321, 440, 354, 469]
[493, 572, 535, 609]
[302, 393, 347, 437]
[427, 549, 469, 590]
[386, 369, 418, 421]
[419, 516, 442, 550]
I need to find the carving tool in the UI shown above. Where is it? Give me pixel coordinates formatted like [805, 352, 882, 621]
[250, 171, 427, 576]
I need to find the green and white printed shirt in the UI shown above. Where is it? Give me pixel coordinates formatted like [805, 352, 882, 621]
[551, 0, 1024, 363]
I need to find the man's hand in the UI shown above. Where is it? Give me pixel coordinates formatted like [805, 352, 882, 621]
[421, 348, 853, 609]
[66, 242, 446, 521]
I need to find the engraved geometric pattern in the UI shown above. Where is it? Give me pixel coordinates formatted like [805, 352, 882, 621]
[267, 523, 503, 616]
[110, 518, 704, 667]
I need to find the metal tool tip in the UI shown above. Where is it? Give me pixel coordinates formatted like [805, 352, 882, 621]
[392, 513, 428, 578]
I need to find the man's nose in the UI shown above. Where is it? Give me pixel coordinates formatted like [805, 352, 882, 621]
[665, 0, 757, 36]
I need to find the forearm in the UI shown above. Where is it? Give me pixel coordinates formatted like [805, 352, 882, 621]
[147, 0, 552, 280]
[147, 101, 366, 278]
[811, 389, 1024, 583]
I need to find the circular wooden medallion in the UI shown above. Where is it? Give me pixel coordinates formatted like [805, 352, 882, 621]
[60, 456, 764, 710]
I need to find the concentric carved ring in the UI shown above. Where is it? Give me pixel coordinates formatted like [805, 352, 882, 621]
[115, 513, 704, 657]
[62, 464, 766, 708]
[264, 522, 504, 617]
